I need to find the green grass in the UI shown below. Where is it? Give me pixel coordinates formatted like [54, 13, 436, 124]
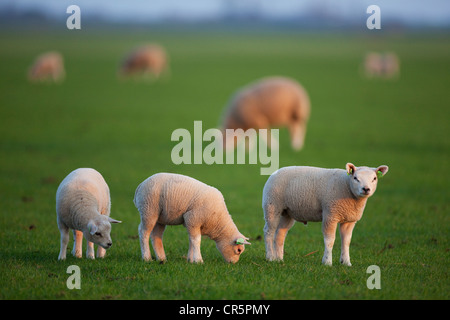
[0, 29, 449, 300]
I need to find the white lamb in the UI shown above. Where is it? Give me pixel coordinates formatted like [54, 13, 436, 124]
[56, 168, 122, 260]
[28, 51, 65, 83]
[220, 76, 310, 151]
[134, 173, 251, 263]
[263, 163, 388, 266]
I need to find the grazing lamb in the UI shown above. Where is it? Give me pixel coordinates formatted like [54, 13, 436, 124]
[220, 76, 310, 151]
[119, 44, 169, 80]
[263, 163, 388, 266]
[363, 52, 400, 79]
[28, 51, 65, 83]
[134, 173, 251, 263]
[56, 168, 121, 260]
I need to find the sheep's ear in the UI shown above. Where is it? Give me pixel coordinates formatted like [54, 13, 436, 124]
[375, 165, 389, 177]
[346, 163, 357, 175]
[88, 221, 98, 235]
[108, 217, 122, 224]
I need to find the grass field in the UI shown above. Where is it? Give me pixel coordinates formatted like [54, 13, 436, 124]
[0, 28, 449, 300]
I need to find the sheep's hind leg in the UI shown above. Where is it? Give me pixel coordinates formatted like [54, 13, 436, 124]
[151, 222, 167, 262]
[322, 217, 338, 266]
[274, 213, 295, 260]
[58, 224, 70, 260]
[263, 203, 282, 261]
[139, 218, 157, 261]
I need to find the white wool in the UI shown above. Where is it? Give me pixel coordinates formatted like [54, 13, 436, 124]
[134, 173, 250, 263]
[263, 163, 388, 266]
[56, 168, 121, 260]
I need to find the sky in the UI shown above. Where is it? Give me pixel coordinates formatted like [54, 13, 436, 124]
[1, 0, 450, 27]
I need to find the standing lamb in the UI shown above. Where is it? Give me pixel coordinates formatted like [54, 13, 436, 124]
[134, 173, 251, 263]
[220, 76, 310, 151]
[263, 163, 388, 266]
[119, 44, 169, 81]
[28, 51, 65, 83]
[56, 168, 122, 260]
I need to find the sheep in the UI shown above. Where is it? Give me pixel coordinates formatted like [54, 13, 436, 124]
[263, 163, 389, 266]
[28, 51, 65, 83]
[118, 44, 169, 81]
[134, 173, 251, 263]
[220, 76, 310, 151]
[56, 168, 121, 260]
[363, 52, 400, 79]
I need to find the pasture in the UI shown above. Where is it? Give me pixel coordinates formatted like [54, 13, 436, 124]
[0, 29, 449, 299]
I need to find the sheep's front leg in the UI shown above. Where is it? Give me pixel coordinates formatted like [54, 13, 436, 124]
[187, 229, 203, 263]
[339, 222, 356, 266]
[72, 230, 83, 258]
[97, 246, 106, 258]
[322, 218, 338, 266]
[86, 241, 95, 259]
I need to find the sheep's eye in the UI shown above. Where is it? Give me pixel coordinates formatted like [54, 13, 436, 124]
[353, 177, 359, 181]
[373, 177, 377, 181]
[95, 232, 102, 236]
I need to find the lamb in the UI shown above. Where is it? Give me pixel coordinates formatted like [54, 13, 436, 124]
[263, 163, 388, 266]
[134, 173, 251, 263]
[118, 44, 169, 81]
[363, 52, 400, 79]
[220, 76, 310, 151]
[56, 168, 122, 260]
[28, 51, 65, 83]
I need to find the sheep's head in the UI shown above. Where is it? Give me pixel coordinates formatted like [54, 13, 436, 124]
[216, 236, 251, 264]
[84, 216, 122, 249]
[346, 163, 388, 198]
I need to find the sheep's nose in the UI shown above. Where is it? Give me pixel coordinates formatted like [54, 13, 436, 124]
[362, 187, 371, 194]
[107, 242, 112, 247]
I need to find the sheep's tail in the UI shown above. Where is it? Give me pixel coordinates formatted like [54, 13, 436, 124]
[133, 181, 144, 208]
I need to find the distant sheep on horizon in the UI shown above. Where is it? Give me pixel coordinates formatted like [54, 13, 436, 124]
[118, 44, 169, 81]
[363, 52, 400, 79]
[28, 51, 65, 83]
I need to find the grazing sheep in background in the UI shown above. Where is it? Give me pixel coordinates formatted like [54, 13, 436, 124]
[134, 173, 251, 263]
[263, 163, 389, 266]
[56, 168, 122, 260]
[363, 52, 400, 79]
[383, 52, 400, 79]
[220, 76, 310, 151]
[119, 44, 169, 81]
[28, 51, 65, 83]
[364, 52, 383, 78]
